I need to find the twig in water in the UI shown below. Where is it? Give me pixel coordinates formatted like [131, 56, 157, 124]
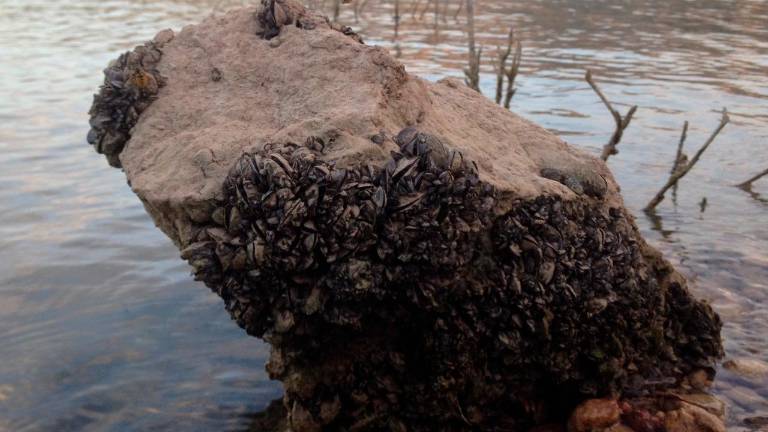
[393, 0, 401, 39]
[736, 167, 768, 190]
[494, 27, 522, 107]
[410, 0, 424, 19]
[495, 30, 513, 105]
[430, 0, 440, 33]
[463, 0, 481, 92]
[353, 0, 369, 22]
[585, 70, 638, 161]
[453, 0, 464, 21]
[333, 0, 341, 21]
[644, 109, 730, 212]
[503, 31, 522, 108]
[670, 121, 689, 203]
[418, 0, 429, 19]
[671, 121, 689, 175]
[440, 0, 449, 23]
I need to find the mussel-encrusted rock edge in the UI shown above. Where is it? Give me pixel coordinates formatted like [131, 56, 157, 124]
[87, 34, 169, 168]
[178, 131, 721, 431]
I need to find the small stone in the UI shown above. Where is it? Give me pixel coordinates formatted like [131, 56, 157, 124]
[153, 28, 175, 46]
[674, 393, 726, 418]
[567, 398, 621, 432]
[269, 37, 282, 48]
[664, 402, 725, 432]
[723, 357, 768, 378]
[192, 148, 216, 173]
[687, 369, 712, 391]
[622, 407, 664, 432]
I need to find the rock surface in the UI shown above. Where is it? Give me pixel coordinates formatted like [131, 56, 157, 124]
[723, 357, 768, 379]
[87, 0, 723, 430]
[567, 398, 621, 432]
[664, 403, 725, 432]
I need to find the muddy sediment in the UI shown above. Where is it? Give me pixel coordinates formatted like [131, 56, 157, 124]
[87, 0, 723, 430]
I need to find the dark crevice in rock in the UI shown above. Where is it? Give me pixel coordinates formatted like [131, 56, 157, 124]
[179, 130, 722, 431]
[87, 36, 168, 168]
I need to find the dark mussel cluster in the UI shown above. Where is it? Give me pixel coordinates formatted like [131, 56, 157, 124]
[87, 40, 166, 168]
[256, 0, 363, 43]
[180, 130, 722, 431]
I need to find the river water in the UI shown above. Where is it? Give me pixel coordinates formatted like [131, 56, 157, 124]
[0, 0, 766, 430]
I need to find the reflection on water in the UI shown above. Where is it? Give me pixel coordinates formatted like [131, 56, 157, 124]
[0, 0, 766, 430]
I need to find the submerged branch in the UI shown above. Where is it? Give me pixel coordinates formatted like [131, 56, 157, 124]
[736, 167, 768, 190]
[670, 121, 689, 203]
[644, 109, 730, 212]
[671, 121, 689, 175]
[585, 70, 638, 161]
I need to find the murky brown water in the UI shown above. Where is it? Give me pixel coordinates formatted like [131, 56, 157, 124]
[1, 0, 766, 430]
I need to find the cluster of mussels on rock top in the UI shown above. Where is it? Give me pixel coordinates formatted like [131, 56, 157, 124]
[86, 31, 172, 168]
[86, 1, 724, 430]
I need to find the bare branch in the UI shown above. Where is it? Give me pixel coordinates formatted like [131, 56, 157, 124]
[433, 0, 440, 32]
[354, 0, 370, 20]
[453, 0, 464, 21]
[736, 167, 768, 190]
[669, 121, 688, 204]
[644, 109, 730, 212]
[495, 29, 514, 105]
[419, 0, 431, 20]
[671, 121, 689, 175]
[464, 47, 482, 92]
[585, 70, 638, 161]
[493, 27, 522, 108]
[440, 0, 449, 23]
[463, 0, 481, 92]
[503, 36, 522, 109]
[393, 0, 401, 38]
[410, 0, 424, 19]
[332, 0, 341, 22]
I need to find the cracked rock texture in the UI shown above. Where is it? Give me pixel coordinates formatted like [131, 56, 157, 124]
[88, 1, 723, 430]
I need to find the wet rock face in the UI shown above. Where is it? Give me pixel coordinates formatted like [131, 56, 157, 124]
[86, 1, 723, 430]
[178, 131, 722, 431]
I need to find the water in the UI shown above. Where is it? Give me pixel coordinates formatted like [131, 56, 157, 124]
[0, 0, 766, 430]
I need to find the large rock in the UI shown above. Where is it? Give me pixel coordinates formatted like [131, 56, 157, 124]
[87, 1, 723, 430]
